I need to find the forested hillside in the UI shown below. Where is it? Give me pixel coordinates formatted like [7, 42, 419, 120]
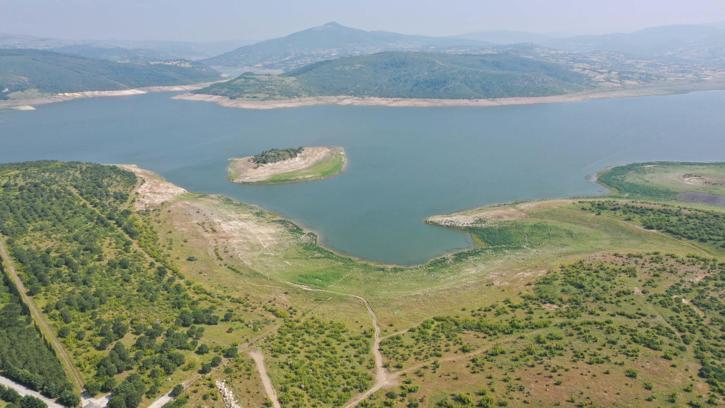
[0, 49, 219, 99]
[0, 162, 275, 407]
[0, 259, 76, 406]
[197, 51, 591, 100]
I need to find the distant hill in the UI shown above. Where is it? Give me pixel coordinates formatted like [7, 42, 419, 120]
[203, 22, 486, 72]
[197, 51, 591, 100]
[0, 32, 69, 49]
[50, 45, 178, 63]
[455, 30, 564, 45]
[0, 33, 245, 61]
[545, 24, 725, 65]
[456, 24, 725, 67]
[0, 49, 220, 99]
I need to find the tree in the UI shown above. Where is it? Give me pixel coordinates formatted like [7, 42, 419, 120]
[20, 396, 47, 408]
[108, 374, 145, 408]
[169, 384, 184, 398]
[58, 389, 80, 407]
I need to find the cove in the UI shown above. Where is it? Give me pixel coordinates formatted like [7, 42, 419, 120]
[1, 90, 724, 264]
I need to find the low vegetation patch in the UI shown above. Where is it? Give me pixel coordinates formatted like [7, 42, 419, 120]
[377, 253, 723, 407]
[264, 317, 373, 407]
[597, 162, 725, 200]
[467, 221, 576, 249]
[583, 200, 725, 248]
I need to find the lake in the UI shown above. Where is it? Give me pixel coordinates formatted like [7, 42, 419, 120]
[1, 91, 724, 264]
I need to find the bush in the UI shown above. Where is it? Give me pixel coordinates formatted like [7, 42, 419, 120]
[20, 396, 47, 408]
[169, 384, 184, 398]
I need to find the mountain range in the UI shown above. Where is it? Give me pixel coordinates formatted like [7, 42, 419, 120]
[2, 21, 724, 101]
[202, 22, 488, 72]
[205, 22, 725, 72]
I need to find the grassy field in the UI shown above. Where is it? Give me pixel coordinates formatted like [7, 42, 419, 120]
[1, 161, 722, 407]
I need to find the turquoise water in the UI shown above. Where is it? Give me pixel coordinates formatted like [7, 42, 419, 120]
[1, 91, 724, 264]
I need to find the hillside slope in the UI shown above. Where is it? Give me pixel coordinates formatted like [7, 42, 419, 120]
[203, 22, 484, 71]
[546, 24, 725, 66]
[0, 160, 721, 407]
[0, 49, 219, 99]
[197, 51, 591, 100]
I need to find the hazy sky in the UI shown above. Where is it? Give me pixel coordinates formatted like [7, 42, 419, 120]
[2, 0, 725, 42]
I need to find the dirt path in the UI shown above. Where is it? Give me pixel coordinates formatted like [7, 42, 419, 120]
[0, 375, 63, 408]
[249, 350, 281, 408]
[147, 391, 173, 408]
[0, 239, 85, 393]
[285, 282, 394, 407]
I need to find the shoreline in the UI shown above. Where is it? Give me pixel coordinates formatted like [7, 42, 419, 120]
[118, 161, 723, 270]
[0, 80, 222, 110]
[174, 79, 725, 110]
[117, 165, 609, 269]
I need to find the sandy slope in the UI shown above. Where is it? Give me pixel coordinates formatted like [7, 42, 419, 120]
[117, 164, 187, 210]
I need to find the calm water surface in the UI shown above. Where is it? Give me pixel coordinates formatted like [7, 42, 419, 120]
[1, 91, 724, 264]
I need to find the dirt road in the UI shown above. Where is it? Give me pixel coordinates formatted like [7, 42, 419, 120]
[285, 282, 394, 407]
[249, 350, 281, 408]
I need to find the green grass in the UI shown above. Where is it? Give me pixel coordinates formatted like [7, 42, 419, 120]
[468, 221, 576, 249]
[266, 150, 346, 183]
[598, 162, 725, 200]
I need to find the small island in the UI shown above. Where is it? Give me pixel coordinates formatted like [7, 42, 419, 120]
[228, 146, 347, 184]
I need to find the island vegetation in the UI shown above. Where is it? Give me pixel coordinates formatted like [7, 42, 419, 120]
[228, 146, 347, 184]
[251, 147, 304, 165]
[0, 160, 722, 407]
